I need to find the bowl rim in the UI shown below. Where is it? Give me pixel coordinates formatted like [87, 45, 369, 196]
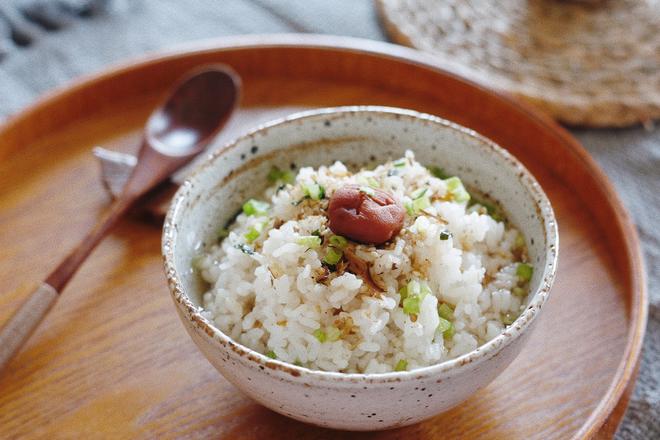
[162, 105, 558, 383]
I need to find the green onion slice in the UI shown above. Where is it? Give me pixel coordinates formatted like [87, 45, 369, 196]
[443, 322, 456, 339]
[242, 199, 270, 216]
[404, 200, 415, 216]
[502, 312, 518, 326]
[411, 188, 428, 199]
[394, 359, 408, 371]
[267, 166, 295, 184]
[430, 166, 449, 179]
[327, 326, 341, 342]
[438, 303, 455, 320]
[303, 182, 325, 200]
[398, 284, 408, 301]
[412, 195, 431, 212]
[437, 317, 452, 334]
[516, 263, 533, 282]
[328, 235, 348, 249]
[296, 235, 322, 249]
[402, 296, 421, 315]
[244, 221, 266, 243]
[445, 176, 470, 203]
[402, 280, 432, 315]
[323, 247, 343, 266]
[313, 329, 327, 343]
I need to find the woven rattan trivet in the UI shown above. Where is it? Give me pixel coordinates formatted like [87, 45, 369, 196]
[376, 0, 660, 127]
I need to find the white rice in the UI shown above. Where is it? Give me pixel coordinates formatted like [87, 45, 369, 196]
[197, 151, 531, 373]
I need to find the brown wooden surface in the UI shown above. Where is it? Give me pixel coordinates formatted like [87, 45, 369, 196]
[0, 36, 646, 439]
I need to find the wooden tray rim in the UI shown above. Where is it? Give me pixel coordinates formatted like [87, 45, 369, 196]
[0, 34, 648, 438]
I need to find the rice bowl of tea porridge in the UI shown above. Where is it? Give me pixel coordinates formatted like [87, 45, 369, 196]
[195, 150, 534, 374]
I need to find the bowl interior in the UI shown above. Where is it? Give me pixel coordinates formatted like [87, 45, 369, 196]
[168, 107, 554, 331]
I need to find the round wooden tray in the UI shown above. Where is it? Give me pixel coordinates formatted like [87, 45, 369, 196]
[0, 35, 646, 439]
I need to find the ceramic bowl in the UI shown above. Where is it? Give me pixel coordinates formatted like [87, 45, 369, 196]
[162, 106, 558, 431]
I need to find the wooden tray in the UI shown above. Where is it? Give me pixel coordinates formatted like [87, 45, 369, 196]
[0, 35, 646, 439]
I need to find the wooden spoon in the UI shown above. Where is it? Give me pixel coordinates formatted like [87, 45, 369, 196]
[0, 65, 240, 371]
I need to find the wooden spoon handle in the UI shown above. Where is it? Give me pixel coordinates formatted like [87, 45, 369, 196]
[0, 283, 58, 371]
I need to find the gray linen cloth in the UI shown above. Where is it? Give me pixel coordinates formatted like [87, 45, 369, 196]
[0, 1, 656, 438]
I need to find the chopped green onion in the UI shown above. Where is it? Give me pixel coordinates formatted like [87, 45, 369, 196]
[394, 359, 408, 372]
[326, 326, 341, 342]
[393, 158, 407, 168]
[367, 176, 380, 188]
[443, 322, 455, 339]
[303, 182, 325, 200]
[502, 312, 518, 326]
[439, 230, 452, 241]
[438, 303, 455, 320]
[404, 200, 415, 216]
[234, 243, 255, 255]
[515, 233, 525, 249]
[516, 263, 533, 282]
[412, 195, 431, 212]
[267, 167, 280, 182]
[244, 221, 266, 243]
[445, 176, 470, 203]
[359, 186, 376, 197]
[267, 166, 294, 184]
[242, 199, 270, 216]
[294, 360, 303, 367]
[313, 328, 327, 343]
[244, 228, 260, 243]
[429, 166, 449, 179]
[296, 235, 322, 249]
[411, 188, 428, 199]
[437, 317, 452, 334]
[444, 176, 462, 191]
[328, 235, 348, 249]
[402, 280, 431, 315]
[405, 187, 433, 216]
[323, 247, 343, 266]
[402, 296, 421, 315]
[266, 350, 277, 359]
[398, 285, 408, 301]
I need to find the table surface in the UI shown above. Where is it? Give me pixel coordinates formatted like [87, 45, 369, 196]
[0, 1, 657, 438]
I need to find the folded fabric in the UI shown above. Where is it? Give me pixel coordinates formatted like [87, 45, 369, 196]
[0, 0, 111, 53]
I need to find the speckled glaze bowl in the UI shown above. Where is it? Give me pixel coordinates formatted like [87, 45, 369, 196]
[162, 106, 558, 431]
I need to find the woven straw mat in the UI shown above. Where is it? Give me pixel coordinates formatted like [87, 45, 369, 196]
[376, 0, 660, 127]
